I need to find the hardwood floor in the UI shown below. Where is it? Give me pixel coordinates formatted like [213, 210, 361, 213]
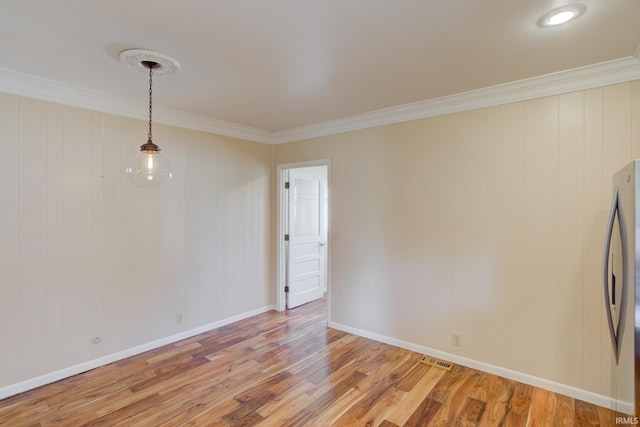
[0, 298, 624, 426]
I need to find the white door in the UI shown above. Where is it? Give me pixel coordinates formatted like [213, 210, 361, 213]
[287, 169, 326, 308]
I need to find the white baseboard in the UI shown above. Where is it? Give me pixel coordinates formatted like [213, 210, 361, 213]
[0, 305, 276, 400]
[328, 320, 633, 413]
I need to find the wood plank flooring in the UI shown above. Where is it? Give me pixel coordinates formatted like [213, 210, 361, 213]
[0, 298, 625, 426]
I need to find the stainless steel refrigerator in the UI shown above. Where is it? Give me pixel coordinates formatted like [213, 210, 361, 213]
[604, 160, 640, 415]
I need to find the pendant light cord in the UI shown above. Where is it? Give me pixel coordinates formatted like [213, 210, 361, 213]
[148, 67, 153, 141]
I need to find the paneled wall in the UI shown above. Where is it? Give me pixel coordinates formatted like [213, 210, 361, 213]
[274, 81, 640, 397]
[0, 93, 273, 390]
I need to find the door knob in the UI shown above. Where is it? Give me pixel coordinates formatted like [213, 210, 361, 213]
[320, 242, 326, 246]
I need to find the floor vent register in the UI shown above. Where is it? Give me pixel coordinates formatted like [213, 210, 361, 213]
[420, 356, 454, 371]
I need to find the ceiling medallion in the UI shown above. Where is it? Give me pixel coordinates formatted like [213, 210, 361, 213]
[119, 49, 180, 75]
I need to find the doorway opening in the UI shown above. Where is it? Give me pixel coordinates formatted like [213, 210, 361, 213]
[276, 160, 330, 318]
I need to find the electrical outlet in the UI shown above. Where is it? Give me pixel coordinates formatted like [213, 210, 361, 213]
[452, 334, 462, 347]
[92, 336, 102, 344]
[176, 314, 183, 324]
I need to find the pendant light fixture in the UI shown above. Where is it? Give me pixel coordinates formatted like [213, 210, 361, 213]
[119, 49, 179, 186]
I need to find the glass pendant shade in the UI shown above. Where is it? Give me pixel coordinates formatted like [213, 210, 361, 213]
[125, 147, 172, 187]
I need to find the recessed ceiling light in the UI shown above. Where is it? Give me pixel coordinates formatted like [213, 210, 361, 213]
[538, 4, 586, 27]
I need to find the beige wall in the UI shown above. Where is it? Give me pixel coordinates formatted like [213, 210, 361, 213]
[0, 93, 273, 390]
[275, 81, 640, 397]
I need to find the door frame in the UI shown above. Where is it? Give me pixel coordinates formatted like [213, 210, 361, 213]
[276, 159, 331, 313]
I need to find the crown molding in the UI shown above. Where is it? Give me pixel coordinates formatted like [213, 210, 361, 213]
[0, 67, 276, 144]
[152, 107, 276, 144]
[273, 55, 640, 143]
[1, 56, 640, 146]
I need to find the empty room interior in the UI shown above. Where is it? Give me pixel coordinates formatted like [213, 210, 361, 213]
[1, 1, 640, 425]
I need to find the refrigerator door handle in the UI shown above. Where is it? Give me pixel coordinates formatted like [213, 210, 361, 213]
[603, 185, 620, 363]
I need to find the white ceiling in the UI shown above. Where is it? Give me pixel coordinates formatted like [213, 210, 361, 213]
[1, 1, 640, 141]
